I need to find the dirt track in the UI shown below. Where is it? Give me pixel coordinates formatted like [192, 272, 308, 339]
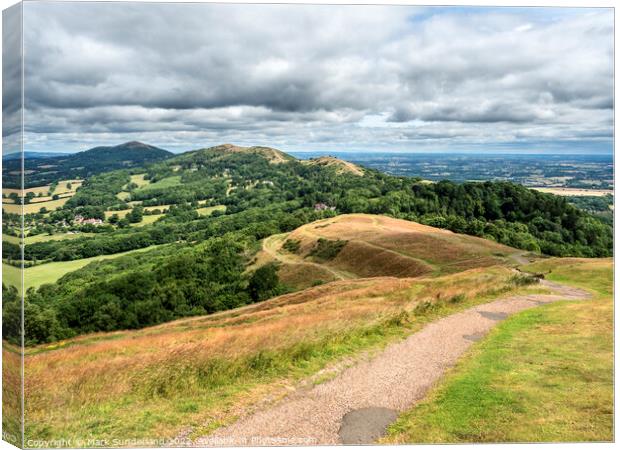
[195, 279, 590, 446]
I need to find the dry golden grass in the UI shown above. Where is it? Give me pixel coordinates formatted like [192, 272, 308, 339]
[3, 197, 71, 214]
[303, 156, 365, 176]
[54, 179, 83, 195]
[331, 241, 433, 278]
[277, 262, 339, 289]
[2, 343, 22, 447]
[260, 214, 515, 284]
[23, 265, 524, 442]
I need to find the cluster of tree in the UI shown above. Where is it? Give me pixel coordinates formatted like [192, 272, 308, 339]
[3, 235, 286, 345]
[567, 195, 613, 226]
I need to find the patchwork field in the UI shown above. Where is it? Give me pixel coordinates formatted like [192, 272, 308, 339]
[2, 179, 83, 199]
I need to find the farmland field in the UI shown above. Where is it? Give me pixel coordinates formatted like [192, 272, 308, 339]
[532, 187, 613, 197]
[135, 175, 182, 192]
[3, 245, 162, 291]
[197, 205, 226, 216]
[3, 197, 71, 214]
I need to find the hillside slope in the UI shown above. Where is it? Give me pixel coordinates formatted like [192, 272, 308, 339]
[178, 143, 296, 164]
[303, 156, 365, 176]
[254, 214, 519, 290]
[21, 262, 534, 443]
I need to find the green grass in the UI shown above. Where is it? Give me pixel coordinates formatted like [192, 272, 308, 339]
[2, 234, 20, 244]
[196, 205, 226, 216]
[383, 258, 613, 443]
[135, 176, 182, 193]
[3, 197, 70, 214]
[129, 173, 149, 188]
[133, 214, 165, 227]
[27, 232, 95, 245]
[3, 264, 21, 292]
[3, 245, 162, 292]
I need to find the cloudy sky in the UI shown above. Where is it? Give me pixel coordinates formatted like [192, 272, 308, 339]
[8, 2, 615, 153]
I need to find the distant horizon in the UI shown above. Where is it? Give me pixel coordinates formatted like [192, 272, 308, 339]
[5, 144, 614, 158]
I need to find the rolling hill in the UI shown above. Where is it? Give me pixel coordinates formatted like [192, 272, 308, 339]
[3, 141, 174, 188]
[253, 214, 519, 290]
[177, 143, 295, 164]
[303, 156, 365, 176]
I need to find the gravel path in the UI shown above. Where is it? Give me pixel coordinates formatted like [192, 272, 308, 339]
[196, 280, 590, 446]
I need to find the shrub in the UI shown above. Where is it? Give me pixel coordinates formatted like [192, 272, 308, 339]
[308, 238, 347, 261]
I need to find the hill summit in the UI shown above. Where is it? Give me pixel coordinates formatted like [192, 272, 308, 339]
[192, 143, 296, 164]
[80, 141, 172, 159]
[303, 155, 364, 176]
[254, 214, 517, 290]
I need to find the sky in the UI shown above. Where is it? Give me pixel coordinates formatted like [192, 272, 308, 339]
[4, 2, 614, 154]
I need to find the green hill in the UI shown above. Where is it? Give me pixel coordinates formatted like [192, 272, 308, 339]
[3, 141, 173, 188]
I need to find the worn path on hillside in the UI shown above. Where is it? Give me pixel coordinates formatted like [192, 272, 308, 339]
[195, 279, 590, 446]
[261, 233, 356, 280]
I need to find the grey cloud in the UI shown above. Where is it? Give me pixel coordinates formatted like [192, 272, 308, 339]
[14, 3, 614, 153]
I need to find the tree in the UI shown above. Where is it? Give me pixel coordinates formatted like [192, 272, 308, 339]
[248, 263, 280, 302]
[127, 206, 144, 224]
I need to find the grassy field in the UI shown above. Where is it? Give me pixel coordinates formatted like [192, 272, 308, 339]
[3, 245, 161, 292]
[104, 209, 131, 219]
[116, 191, 131, 201]
[133, 214, 165, 226]
[129, 173, 149, 187]
[2, 234, 20, 244]
[532, 187, 613, 197]
[2, 263, 21, 291]
[53, 179, 83, 195]
[384, 257, 613, 443]
[144, 204, 172, 213]
[3, 185, 50, 197]
[196, 205, 226, 216]
[135, 176, 182, 193]
[3, 197, 70, 214]
[22, 266, 544, 443]
[20, 232, 95, 245]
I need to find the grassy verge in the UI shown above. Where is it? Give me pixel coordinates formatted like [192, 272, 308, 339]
[383, 257, 613, 443]
[24, 267, 543, 444]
